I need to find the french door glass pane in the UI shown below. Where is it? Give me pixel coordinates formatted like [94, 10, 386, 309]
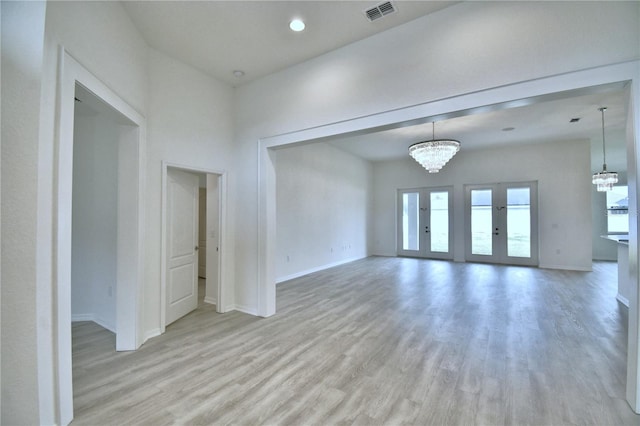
[471, 189, 492, 255]
[402, 193, 419, 251]
[430, 191, 449, 252]
[507, 188, 531, 258]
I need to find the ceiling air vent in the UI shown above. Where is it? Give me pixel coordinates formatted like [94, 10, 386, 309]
[365, 1, 397, 22]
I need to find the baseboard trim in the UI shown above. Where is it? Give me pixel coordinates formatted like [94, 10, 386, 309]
[539, 263, 592, 272]
[233, 304, 258, 316]
[204, 296, 217, 305]
[371, 252, 396, 257]
[71, 314, 115, 333]
[143, 328, 161, 344]
[276, 255, 367, 284]
[617, 293, 630, 307]
[71, 314, 94, 322]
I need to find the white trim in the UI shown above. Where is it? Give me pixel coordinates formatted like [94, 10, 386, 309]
[204, 296, 218, 305]
[233, 304, 259, 316]
[52, 47, 147, 425]
[276, 256, 367, 284]
[160, 161, 228, 333]
[71, 314, 94, 322]
[143, 328, 162, 343]
[539, 264, 593, 272]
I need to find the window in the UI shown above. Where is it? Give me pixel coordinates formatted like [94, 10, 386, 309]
[606, 185, 628, 234]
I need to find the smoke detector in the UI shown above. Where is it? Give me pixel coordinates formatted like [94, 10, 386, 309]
[364, 1, 397, 22]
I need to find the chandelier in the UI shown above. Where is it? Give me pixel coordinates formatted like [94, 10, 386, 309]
[409, 121, 460, 173]
[592, 107, 618, 192]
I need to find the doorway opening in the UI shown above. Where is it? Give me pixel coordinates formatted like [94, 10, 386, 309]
[70, 84, 130, 336]
[397, 186, 454, 260]
[464, 181, 539, 266]
[54, 51, 146, 425]
[161, 163, 226, 331]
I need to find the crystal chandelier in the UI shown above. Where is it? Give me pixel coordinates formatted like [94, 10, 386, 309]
[592, 107, 618, 192]
[409, 122, 460, 173]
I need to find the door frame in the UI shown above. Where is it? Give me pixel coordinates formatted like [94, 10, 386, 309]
[397, 186, 454, 260]
[54, 48, 146, 425]
[160, 161, 228, 333]
[464, 181, 539, 266]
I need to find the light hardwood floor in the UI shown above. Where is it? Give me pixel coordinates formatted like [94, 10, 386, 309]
[72, 257, 639, 425]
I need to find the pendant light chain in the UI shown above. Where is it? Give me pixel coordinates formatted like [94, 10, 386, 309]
[592, 106, 618, 191]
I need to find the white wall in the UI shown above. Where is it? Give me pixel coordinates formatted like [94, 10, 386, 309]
[234, 1, 639, 310]
[71, 106, 119, 331]
[275, 143, 372, 282]
[1, 2, 47, 424]
[371, 140, 592, 271]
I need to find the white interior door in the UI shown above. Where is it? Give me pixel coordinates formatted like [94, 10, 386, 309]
[397, 186, 453, 260]
[166, 169, 199, 325]
[465, 181, 538, 266]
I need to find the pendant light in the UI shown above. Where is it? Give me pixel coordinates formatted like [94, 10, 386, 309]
[409, 121, 460, 173]
[592, 107, 618, 192]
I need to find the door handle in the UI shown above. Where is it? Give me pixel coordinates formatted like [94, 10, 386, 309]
[195, 246, 199, 251]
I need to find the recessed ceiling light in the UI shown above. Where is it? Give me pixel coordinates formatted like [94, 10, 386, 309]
[289, 19, 305, 32]
[502, 127, 515, 132]
[233, 70, 245, 78]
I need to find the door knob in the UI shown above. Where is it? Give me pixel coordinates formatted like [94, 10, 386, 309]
[195, 246, 199, 251]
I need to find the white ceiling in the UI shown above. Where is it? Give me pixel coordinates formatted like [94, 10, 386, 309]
[122, 0, 457, 86]
[120, 1, 630, 170]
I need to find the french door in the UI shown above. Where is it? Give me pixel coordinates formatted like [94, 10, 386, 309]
[397, 187, 453, 259]
[464, 181, 538, 266]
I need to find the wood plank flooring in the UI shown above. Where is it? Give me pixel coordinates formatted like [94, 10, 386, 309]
[72, 257, 639, 425]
